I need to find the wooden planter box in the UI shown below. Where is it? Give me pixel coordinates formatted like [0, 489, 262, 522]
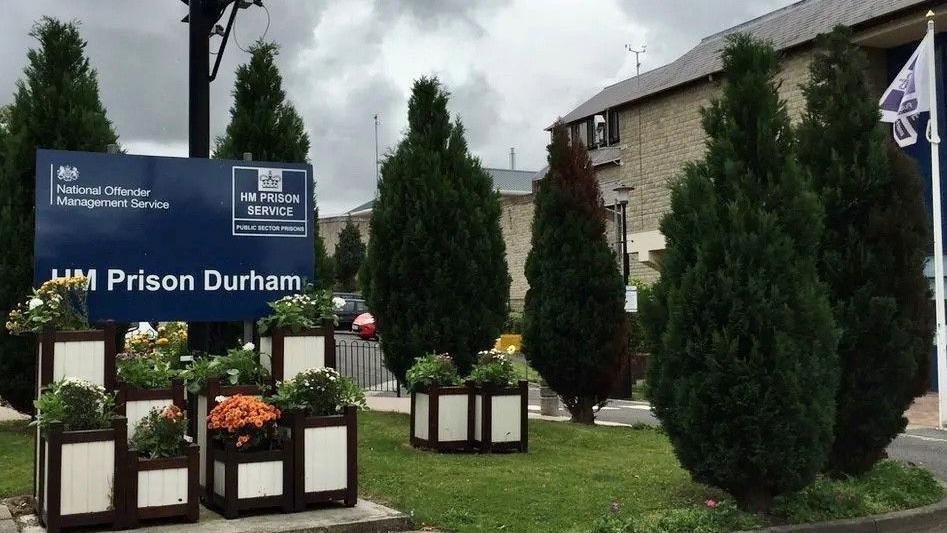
[187, 378, 263, 494]
[125, 443, 199, 527]
[205, 435, 293, 519]
[36, 417, 127, 533]
[282, 406, 357, 511]
[259, 321, 336, 384]
[473, 380, 529, 453]
[410, 384, 473, 451]
[37, 324, 118, 391]
[116, 379, 186, 440]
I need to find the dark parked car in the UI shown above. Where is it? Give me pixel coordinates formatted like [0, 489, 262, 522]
[334, 295, 369, 331]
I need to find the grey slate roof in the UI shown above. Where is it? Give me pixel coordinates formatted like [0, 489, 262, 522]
[343, 167, 536, 214]
[559, 0, 930, 125]
[489, 168, 539, 192]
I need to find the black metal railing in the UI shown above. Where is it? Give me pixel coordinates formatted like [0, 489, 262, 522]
[336, 337, 401, 396]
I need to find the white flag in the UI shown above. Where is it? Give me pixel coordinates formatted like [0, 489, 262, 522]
[879, 32, 933, 147]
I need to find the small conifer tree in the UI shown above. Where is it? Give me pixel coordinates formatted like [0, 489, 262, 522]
[0, 18, 119, 412]
[334, 219, 366, 292]
[797, 26, 934, 475]
[523, 124, 627, 424]
[363, 77, 509, 380]
[642, 34, 838, 509]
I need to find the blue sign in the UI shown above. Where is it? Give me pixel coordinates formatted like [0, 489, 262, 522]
[34, 149, 315, 322]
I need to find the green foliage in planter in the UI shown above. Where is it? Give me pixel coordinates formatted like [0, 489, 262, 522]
[405, 353, 461, 393]
[33, 379, 115, 433]
[334, 219, 366, 292]
[362, 77, 510, 382]
[269, 367, 366, 417]
[468, 348, 518, 388]
[641, 34, 838, 508]
[179, 344, 270, 394]
[0, 17, 118, 414]
[117, 352, 176, 389]
[523, 124, 627, 425]
[797, 26, 934, 475]
[131, 405, 187, 459]
[257, 288, 340, 335]
[6, 276, 91, 335]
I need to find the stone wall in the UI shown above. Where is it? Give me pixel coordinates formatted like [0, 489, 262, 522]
[317, 194, 538, 309]
[318, 213, 371, 256]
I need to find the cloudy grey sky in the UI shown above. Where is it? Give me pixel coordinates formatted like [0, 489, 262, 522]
[0, 0, 793, 215]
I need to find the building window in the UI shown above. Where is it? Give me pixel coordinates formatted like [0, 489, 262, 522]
[608, 109, 620, 145]
[586, 117, 595, 148]
[570, 123, 581, 144]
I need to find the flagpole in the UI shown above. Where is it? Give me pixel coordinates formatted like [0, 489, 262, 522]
[926, 11, 947, 429]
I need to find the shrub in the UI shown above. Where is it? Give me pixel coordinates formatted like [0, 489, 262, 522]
[6, 276, 90, 335]
[467, 348, 518, 388]
[116, 352, 176, 389]
[131, 405, 188, 459]
[269, 367, 366, 417]
[642, 34, 838, 508]
[405, 353, 461, 393]
[33, 378, 114, 433]
[207, 395, 280, 450]
[179, 343, 269, 394]
[257, 290, 343, 335]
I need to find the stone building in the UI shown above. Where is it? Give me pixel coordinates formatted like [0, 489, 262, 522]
[318, 168, 539, 308]
[556, 0, 941, 283]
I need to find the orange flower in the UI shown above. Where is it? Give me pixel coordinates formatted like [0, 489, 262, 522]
[206, 395, 280, 448]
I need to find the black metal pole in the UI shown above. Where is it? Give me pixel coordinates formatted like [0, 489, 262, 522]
[622, 204, 629, 281]
[189, 0, 211, 159]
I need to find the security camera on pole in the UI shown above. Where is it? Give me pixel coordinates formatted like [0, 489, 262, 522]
[879, 10, 947, 428]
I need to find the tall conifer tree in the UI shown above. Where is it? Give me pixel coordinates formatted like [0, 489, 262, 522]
[642, 34, 838, 508]
[797, 26, 933, 475]
[0, 18, 118, 412]
[334, 219, 365, 292]
[363, 77, 509, 380]
[205, 40, 318, 351]
[522, 125, 627, 424]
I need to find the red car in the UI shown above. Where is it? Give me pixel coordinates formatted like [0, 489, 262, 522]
[352, 313, 377, 340]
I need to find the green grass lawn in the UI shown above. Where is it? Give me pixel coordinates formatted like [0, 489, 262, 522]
[0, 412, 940, 532]
[358, 411, 944, 533]
[360, 411, 720, 532]
[0, 421, 33, 498]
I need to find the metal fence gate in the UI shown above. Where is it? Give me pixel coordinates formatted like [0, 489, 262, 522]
[335, 338, 402, 395]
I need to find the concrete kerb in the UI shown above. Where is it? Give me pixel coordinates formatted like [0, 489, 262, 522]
[744, 488, 947, 533]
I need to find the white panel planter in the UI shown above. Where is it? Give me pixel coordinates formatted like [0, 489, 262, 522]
[36, 417, 127, 533]
[125, 443, 199, 527]
[282, 406, 357, 511]
[37, 326, 118, 391]
[473, 380, 529, 453]
[206, 436, 293, 519]
[259, 322, 335, 384]
[186, 378, 262, 494]
[410, 385, 473, 451]
[116, 379, 186, 440]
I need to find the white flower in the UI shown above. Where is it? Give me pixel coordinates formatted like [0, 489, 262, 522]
[242, 342, 255, 351]
[28, 298, 43, 310]
[332, 297, 346, 310]
[215, 395, 227, 403]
